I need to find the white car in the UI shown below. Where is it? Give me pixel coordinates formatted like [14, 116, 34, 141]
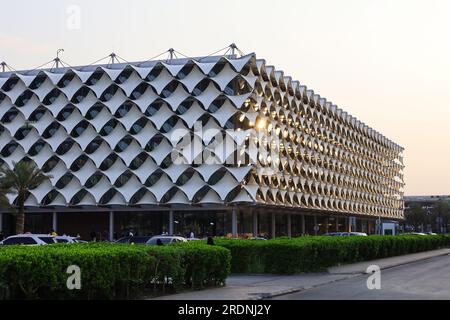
[324, 232, 368, 236]
[186, 237, 201, 241]
[0, 234, 56, 246]
[146, 235, 187, 245]
[54, 235, 82, 243]
[348, 232, 368, 236]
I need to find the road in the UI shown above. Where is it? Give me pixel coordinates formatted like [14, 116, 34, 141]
[272, 255, 450, 300]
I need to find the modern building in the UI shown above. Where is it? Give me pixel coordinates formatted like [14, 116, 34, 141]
[0, 50, 405, 239]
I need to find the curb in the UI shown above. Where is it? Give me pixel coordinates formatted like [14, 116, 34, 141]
[249, 275, 358, 300]
[258, 250, 450, 299]
[372, 250, 450, 273]
[327, 249, 450, 275]
[249, 288, 304, 300]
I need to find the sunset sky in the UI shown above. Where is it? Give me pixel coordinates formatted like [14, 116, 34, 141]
[1, 0, 449, 195]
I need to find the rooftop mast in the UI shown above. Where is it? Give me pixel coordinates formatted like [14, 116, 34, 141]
[54, 49, 64, 69]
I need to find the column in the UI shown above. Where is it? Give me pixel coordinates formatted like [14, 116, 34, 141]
[52, 212, 57, 232]
[231, 208, 238, 237]
[109, 211, 114, 242]
[252, 210, 258, 237]
[314, 215, 318, 236]
[169, 210, 174, 235]
[336, 217, 339, 232]
[271, 212, 276, 238]
[301, 214, 305, 235]
[287, 213, 292, 237]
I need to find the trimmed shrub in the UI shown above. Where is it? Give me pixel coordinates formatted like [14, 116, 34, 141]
[178, 242, 231, 288]
[0, 242, 231, 300]
[214, 235, 450, 274]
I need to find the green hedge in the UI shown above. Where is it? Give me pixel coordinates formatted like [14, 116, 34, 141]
[0, 243, 231, 300]
[1, 235, 449, 299]
[213, 235, 450, 274]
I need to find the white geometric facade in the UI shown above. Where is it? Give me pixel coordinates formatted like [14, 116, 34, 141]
[0, 53, 404, 219]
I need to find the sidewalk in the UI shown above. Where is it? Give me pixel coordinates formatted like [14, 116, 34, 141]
[151, 248, 450, 300]
[152, 273, 355, 300]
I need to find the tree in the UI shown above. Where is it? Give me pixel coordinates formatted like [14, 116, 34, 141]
[0, 186, 11, 211]
[0, 161, 52, 234]
[0, 185, 14, 235]
[404, 203, 426, 231]
[431, 201, 450, 233]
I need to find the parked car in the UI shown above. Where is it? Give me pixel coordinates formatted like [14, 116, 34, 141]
[186, 238, 201, 241]
[0, 234, 56, 246]
[115, 236, 153, 244]
[324, 232, 348, 236]
[403, 232, 427, 236]
[249, 237, 268, 240]
[349, 232, 368, 236]
[54, 235, 82, 243]
[324, 232, 368, 236]
[146, 235, 187, 245]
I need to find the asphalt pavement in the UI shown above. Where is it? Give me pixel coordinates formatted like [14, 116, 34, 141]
[272, 254, 450, 300]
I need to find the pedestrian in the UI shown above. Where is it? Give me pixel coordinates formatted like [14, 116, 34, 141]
[50, 229, 57, 237]
[207, 236, 214, 245]
[90, 230, 97, 242]
[190, 231, 195, 239]
[102, 230, 109, 241]
[156, 238, 163, 246]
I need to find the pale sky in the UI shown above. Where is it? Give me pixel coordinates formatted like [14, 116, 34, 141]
[1, 0, 449, 196]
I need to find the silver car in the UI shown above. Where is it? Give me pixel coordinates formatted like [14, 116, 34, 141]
[146, 235, 187, 245]
[324, 232, 368, 236]
[54, 235, 83, 243]
[0, 234, 56, 245]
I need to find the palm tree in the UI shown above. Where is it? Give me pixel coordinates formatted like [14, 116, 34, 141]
[0, 161, 52, 234]
[0, 185, 13, 235]
[0, 186, 10, 210]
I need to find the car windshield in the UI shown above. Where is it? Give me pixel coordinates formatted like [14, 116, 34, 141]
[38, 237, 56, 244]
[130, 237, 150, 244]
[2, 237, 37, 245]
[147, 237, 173, 245]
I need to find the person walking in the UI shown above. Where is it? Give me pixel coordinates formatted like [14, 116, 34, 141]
[102, 230, 109, 242]
[156, 238, 163, 246]
[90, 230, 97, 242]
[207, 236, 214, 245]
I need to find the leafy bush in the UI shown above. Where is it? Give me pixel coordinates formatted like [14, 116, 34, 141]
[213, 235, 450, 274]
[0, 242, 231, 300]
[178, 242, 231, 288]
